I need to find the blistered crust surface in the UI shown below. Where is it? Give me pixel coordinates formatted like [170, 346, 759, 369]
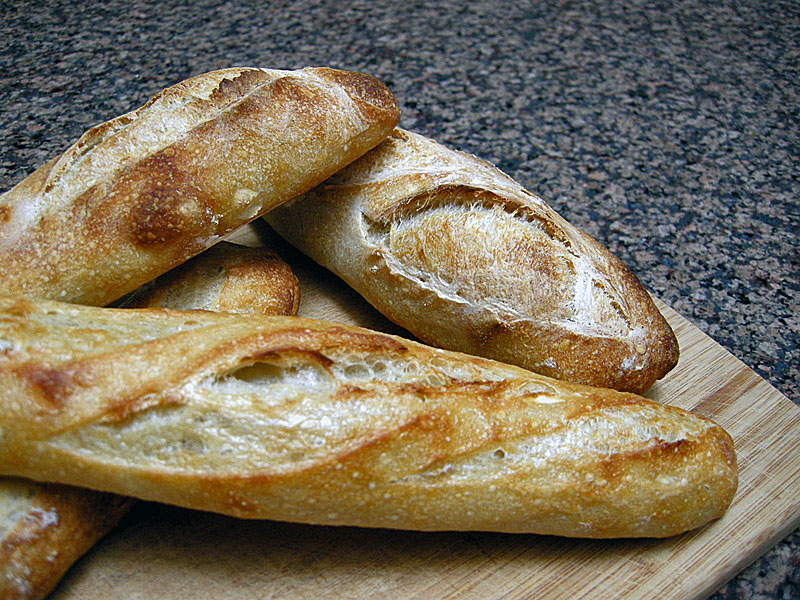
[119, 241, 300, 316]
[0, 67, 399, 307]
[0, 297, 735, 538]
[0, 479, 132, 600]
[267, 128, 679, 393]
[0, 238, 303, 599]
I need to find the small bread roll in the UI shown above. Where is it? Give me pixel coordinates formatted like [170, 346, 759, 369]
[120, 241, 300, 316]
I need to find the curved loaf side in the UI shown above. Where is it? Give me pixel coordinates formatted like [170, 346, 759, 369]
[266, 129, 678, 393]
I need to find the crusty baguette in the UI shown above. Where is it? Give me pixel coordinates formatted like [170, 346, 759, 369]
[118, 241, 300, 315]
[0, 481, 131, 600]
[265, 128, 679, 394]
[0, 67, 398, 307]
[0, 244, 301, 599]
[0, 295, 736, 539]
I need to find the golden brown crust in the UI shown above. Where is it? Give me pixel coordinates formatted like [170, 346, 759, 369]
[119, 241, 300, 316]
[0, 67, 399, 307]
[0, 238, 303, 598]
[0, 480, 132, 600]
[0, 296, 736, 539]
[266, 128, 679, 393]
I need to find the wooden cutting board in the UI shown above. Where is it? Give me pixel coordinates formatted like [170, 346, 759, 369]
[51, 221, 800, 600]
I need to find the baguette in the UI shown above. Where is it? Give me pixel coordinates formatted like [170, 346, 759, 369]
[118, 241, 300, 316]
[0, 481, 131, 600]
[0, 295, 737, 538]
[265, 128, 679, 393]
[0, 67, 399, 307]
[0, 244, 301, 599]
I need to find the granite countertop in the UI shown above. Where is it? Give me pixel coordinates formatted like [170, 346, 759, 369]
[0, 0, 797, 597]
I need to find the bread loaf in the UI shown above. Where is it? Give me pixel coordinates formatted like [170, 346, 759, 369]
[0, 243, 301, 599]
[265, 128, 679, 393]
[0, 295, 736, 538]
[0, 481, 131, 600]
[118, 241, 300, 316]
[0, 67, 399, 307]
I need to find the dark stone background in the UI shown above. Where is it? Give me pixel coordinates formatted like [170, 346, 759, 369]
[1, 1, 797, 597]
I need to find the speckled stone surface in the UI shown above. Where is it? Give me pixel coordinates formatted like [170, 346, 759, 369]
[0, 0, 797, 597]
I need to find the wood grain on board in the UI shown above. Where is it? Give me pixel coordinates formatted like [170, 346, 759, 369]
[50, 221, 800, 600]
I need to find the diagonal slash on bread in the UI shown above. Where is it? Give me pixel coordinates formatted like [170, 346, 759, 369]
[0, 296, 736, 539]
